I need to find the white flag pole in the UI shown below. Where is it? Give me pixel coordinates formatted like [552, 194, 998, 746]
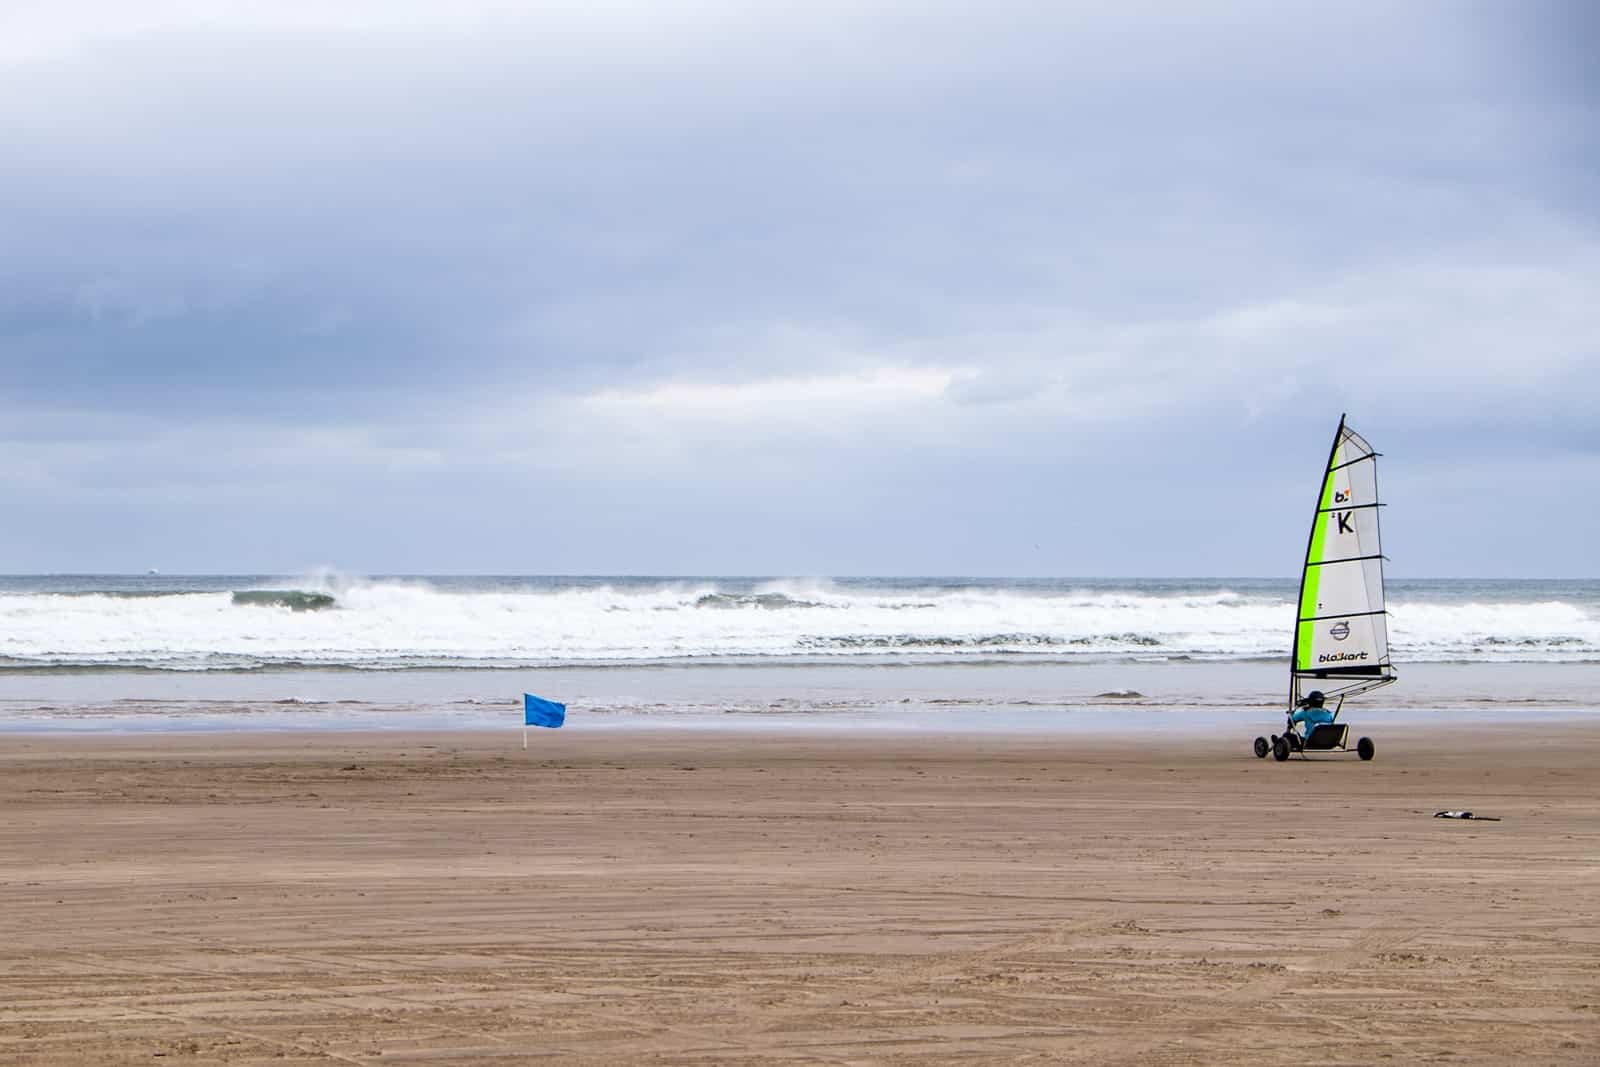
[523, 725, 528, 750]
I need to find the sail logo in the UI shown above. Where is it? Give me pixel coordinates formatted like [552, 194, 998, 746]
[1329, 621, 1351, 641]
[1334, 488, 1353, 504]
[1318, 650, 1369, 663]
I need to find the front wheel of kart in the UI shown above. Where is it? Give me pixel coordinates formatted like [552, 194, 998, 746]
[1357, 736, 1375, 761]
[1272, 736, 1291, 762]
[1253, 736, 1269, 759]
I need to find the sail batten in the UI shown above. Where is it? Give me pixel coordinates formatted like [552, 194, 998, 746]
[1290, 415, 1397, 705]
[1328, 454, 1380, 474]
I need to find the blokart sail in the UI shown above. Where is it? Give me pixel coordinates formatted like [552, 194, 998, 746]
[1290, 414, 1397, 706]
[1256, 414, 1394, 762]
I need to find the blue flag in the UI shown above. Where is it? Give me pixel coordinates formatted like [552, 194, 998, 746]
[524, 693, 566, 729]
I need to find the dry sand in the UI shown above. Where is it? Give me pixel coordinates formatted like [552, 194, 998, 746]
[1, 723, 1596, 1064]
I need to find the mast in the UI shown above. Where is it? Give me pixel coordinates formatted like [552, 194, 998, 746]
[1290, 413, 1347, 709]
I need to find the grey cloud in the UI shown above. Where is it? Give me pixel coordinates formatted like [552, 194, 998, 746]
[1, 2, 1594, 573]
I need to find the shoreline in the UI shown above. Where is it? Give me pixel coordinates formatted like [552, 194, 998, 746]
[1, 699, 1597, 738]
[5, 660, 1600, 737]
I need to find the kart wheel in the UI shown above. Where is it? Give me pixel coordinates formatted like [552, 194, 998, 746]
[1357, 736, 1375, 761]
[1253, 736, 1269, 759]
[1272, 737, 1290, 762]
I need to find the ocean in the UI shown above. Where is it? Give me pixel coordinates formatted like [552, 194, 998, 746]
[2, 575, 1596, 732]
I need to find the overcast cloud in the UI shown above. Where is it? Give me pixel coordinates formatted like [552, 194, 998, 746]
[2, 1, 1596, 576]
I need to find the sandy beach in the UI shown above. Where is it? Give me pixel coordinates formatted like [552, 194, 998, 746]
[2, 723, 1596, 1064]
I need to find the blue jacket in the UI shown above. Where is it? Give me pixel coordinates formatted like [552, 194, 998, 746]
[1291, 707, 1334, 734]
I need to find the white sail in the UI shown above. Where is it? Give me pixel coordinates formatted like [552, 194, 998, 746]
[1291, 415, 1396, 704]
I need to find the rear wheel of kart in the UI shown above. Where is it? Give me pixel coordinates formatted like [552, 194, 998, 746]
[1253, 736, 1269, 759]
[1272, 736, 1291, 762]
[1357, 736, 1375, 761]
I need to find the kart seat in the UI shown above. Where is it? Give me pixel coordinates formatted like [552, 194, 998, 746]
[1303, 722, 1349, 750]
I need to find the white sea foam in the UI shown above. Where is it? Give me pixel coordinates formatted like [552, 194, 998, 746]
[0, 578, 1595, 671]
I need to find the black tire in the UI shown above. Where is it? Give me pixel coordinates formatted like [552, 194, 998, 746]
[1357, 736, 1375, 761]
[1272, 736, 1290, 762]
[1253, 736, 1269, 759]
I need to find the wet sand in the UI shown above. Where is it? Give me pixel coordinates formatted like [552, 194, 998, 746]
[1, 724, 1596, 1064]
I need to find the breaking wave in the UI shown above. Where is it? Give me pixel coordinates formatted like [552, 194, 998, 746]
[694, 592, 821, 610]
[0, 576, 1595, 672]
[231, 590, 338, 611]
[801, 632, 1165, 651]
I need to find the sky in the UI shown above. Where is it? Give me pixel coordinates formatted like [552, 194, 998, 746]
[2, 1, 1596, 577]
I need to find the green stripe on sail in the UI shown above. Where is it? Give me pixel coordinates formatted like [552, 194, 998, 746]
[1296, 444, 1341, 670]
